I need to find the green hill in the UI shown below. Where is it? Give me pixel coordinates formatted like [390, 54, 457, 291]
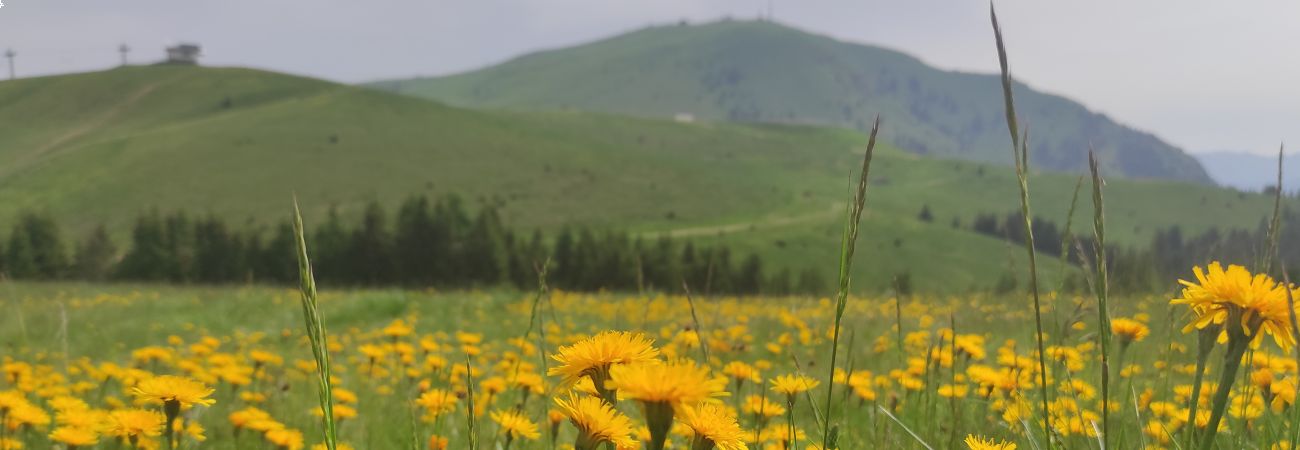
[0, 65, 1273, 291]
[371, 19, 1212, 185]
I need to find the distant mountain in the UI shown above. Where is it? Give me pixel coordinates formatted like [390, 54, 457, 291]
[1195, 151, 1300, 192]
[370, 19, 1212, 184]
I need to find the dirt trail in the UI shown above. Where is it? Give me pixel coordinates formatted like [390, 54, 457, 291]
[641, 202, 843, 239]
[0, 82, 162, 181]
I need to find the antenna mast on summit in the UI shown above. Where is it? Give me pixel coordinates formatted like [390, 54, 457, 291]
[4, 49, 14, 80]
[119, 43, 131, 66]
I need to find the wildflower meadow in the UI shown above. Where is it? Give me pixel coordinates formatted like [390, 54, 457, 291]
[1, 6, 1297, 450]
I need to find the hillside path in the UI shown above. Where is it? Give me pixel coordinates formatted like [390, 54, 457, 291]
[639, 202, 843, 239]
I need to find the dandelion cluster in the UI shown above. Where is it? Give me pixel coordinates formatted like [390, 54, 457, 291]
[3, 270, 1300, 449]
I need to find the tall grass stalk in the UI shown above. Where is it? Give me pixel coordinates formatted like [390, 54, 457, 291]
[1261, 144, 1285, 274]
[681, 281, 710, 363]
[877, 405, 935, 450]
[1088, 151, 1113, 448]
[291, 198, 338, 450]
[465, 354, 479, 450]
[990, 6, 1052, 446]
[1282, 264, 1300, 448]
[821, 115, 880, 450]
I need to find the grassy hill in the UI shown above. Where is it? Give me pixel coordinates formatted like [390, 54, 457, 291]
[371, 19, 1212, 185]
[0, 65, 1276, 291]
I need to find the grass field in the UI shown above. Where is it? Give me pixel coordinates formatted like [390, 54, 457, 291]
[0, 280, 1292, 449]
[0, 66, 1279, 291]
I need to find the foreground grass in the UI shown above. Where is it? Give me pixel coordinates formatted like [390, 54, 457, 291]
[2, 282, 1292, 449]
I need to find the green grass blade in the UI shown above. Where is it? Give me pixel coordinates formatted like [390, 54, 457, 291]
[1089, 150, 1112, 449]
[292, 197, 338, 450]
[990, 6, 1052, 447]
[822, 116, 880, 449]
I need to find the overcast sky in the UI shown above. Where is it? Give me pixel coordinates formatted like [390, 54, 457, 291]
[0, 0, 1296, 155]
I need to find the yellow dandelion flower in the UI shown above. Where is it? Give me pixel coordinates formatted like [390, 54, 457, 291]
[607, 359, 728, 407]
[106, 409, 165, 441]
[491, 409, 540, 441]
[132, 375, 216, 408]
[265, 427, 304, 450]
[721, 361, 761, 385]
[549, 331, 660, 399]
[770, 374, 820, 396]
[742, 395, 785, 417]
[964, 434, 1016, 450]
[1111, 317, 1150, 344]
[554, 393, 637, 450]
[1172, 262, 1295, 350]
[679, 403, 748, 450]
[49, 426, 99, 447]
[416, 389, 458, 417]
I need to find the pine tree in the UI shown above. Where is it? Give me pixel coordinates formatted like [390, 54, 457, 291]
[7, 211, 68, 279]
[312, 206, 350, 284]
[162, 212, 195, 282]
[462, 207, 507, 285]
[260, 221, 297, 283]
[117, 210, 167, 280]
[194, 216, 239, 282]
[736, 253, 765, 295]
[347, 200, 394, 285]
[552, 227, 576, 289]
[73, 224, 117, 281]
[395, 195, 435, 285]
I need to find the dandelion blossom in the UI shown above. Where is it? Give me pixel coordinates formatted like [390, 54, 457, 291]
[491, 409, 541, 442]
[607, 359, 728, 407]
[679, 403, 748, 450]
[49, 426, 99, 447]
[607, 359, 727, 450]
[554, 393, 637, 450]
[132, 375, 216, 408]
[106, 409, 165, 443]
[770, 374, 820, 396]
[1111, 318, 1150, 344]
[1171, 262, 1295, 350]
[549, 331, 659, 399]
[964, 434, 1017, 450]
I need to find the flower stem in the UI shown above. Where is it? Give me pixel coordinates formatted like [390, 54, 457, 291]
[1184, 327, 1216, 448]
[1198, 339, 1249, 450]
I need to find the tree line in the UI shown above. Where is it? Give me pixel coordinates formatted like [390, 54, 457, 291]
[0, 194, 824, 295]
[967, 207, 1300, 293]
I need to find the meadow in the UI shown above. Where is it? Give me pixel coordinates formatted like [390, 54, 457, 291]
[2, 6, 1295, 450]
[0, 274, 1292, 450]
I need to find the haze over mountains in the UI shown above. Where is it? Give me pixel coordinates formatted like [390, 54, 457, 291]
[1195, 151, 1300, 192]
[370, 19, 1212, 184]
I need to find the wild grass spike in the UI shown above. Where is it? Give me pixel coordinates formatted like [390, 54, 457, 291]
[1088, 150, 1113, 449]
[292, 197, 338, 450]
[822, 115, 880, 449]
[991, 6, 1053, 446]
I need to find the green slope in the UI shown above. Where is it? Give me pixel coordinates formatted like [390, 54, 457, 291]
[0, 65, 1273, 291]
[371, 19, 1211, 184]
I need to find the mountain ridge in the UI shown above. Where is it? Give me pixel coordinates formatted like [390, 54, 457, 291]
[370, 19, 1212, 184]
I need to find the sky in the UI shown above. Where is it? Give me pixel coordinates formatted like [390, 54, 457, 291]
[0, 0, 1296, 155]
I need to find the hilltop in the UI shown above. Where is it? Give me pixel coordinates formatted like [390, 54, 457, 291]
[0, 65, 1275, 290]
[371, 19, 1212, 184]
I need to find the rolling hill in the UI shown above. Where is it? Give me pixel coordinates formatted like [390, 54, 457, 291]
[0, 65, 1276, 291]
[370, 19, 1212, 185]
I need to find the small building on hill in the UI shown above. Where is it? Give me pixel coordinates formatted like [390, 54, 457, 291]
[164, 44, 201, 65]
